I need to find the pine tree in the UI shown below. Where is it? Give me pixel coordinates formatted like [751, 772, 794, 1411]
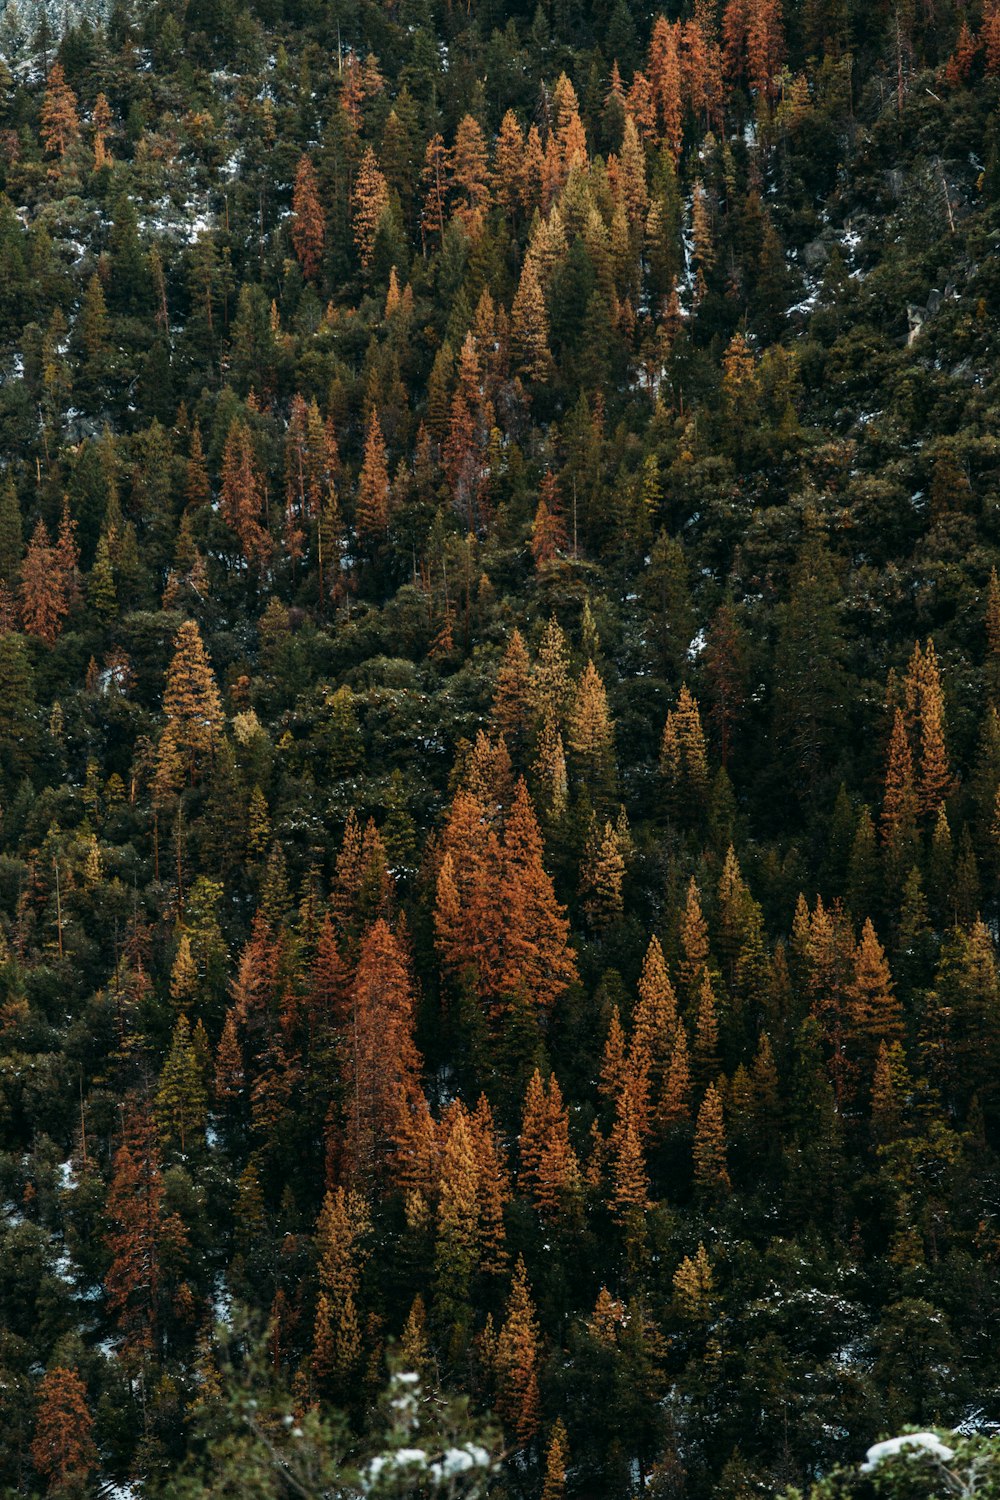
[341, 919, 424, 1188]
[470, 1093, 510, 1273]
[609, 1083, 651, 1219]
[313, 1186, 370, 1384]
[882, 706, 918, 877]
[600, 1005, 629, 1103]
[493, 110, 527, 224]
[40, 63, 80, 157]
[291, 155, 325, 281]
[660, 685, 709, 808]
[580, 819, 626, 929]
[658, 1023, 692, 1129]
[420, 134, 450, 249]
[19, 519, 67, 645]
[848, 919, 903, 1075]
[511, 259, 552, 382]
[746, 0, 785, 104]
[352, 146, 390, 269]
[531, 618, 573, 731]
[983, 569, 1000, 707]
[220, 418, 270, 568]
[214, 1010, 244, 1101]
[490, 629, 533, 754]
[104, 1109, 189, 1361]
[433, 1106, 480, 1336]
[519, 1068, 580, 1218]
[568, 660, 616, 797]
[542, 1420, 569, 1500]
[0, 477, 22, 585]
[693, 1081, 731, 1196]
[31, 1367, 96, 1491]
[496, 1257, 541, 1445]
[648, 16, 683, 157]
[158, 620, 224, 788]
[451, 114, 492, 231]
[678, 877, 711, 1002]
[156, 1014, 208, 1152]
[634, 935, 678, 1102]
[692, 971, 721, 1088]
[355, 407, 390, 543]
[92, 91, 112, 169]
[672, 1242, 714, 1319]
[912, 640, 952, 820]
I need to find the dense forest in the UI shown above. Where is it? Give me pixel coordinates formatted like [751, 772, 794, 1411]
[2, 0, 1000, 1492]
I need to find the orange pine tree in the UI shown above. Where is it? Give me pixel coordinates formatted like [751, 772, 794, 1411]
[158, 619, 224, 789]
[40, 63, 80, 157]
[609, 1082, 651, 1219]
[658, 1024, 692, 1129]
[104, 1108, 189, 1361]
[220, 418, 271, 567]
[493, 110, 527, 223]
[511, 259, 552, 382]
[92, 92, 112, 169]
[490, 629, 533, 751]
[19, 519, 68, 645]
[31, 1367, 96, 1491]
[848, 919, 903, 1073]
[648, 16, 684, 157]
[693, 1081, 731, 1197]
[352, 146, 390, 269]
[470, 1093, 510, 1273]
[420, 134, 450, 249]
[519, 1068, 581, 1218]
[450, 114, 492, 231]
[496, 1257, 542, 1445]
[291, 155, 326, 281]
[355, 407, 391, 543]
[340, 919, 424, 1189]
[542, 1419, 569, 1500]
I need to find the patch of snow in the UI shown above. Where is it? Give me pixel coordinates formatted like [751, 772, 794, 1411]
[861, 1433, 955, 1472]
[211, 1272, 234, 1330]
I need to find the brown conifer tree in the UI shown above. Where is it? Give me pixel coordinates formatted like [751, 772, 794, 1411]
[220, 418, 271, 567]
[40, 63, 80, 157]
[678, 877, 711, 1002]
[519, 1068, 581, 1218]
[658, 1024, 692, 1129]
[541, 1419, 569, 1500]
[470, 1093, 510, 1273]
[31, 1367, 97, 1491]
[104, 1109, 189, 1361]
[420, 134, 450, 250]
[496, 1257, 542, 1445]
[490, 629, 533, 752]
[511, 259, 552, 382]
[693, 1081, 731, 1196]
[341, 919, 424, 1188]
[158, 620, 224, 787]
[609, 1083, 651, 1219]
[355, 407, 391, 543]
[568, 660, 616, 794]
[352, 146, 390, 269]
[493, 110, 527, 224]
[291, 155, 325, 281]
[848, 919, 903, 1074]
[19, 519, 67, 645]
[450, 114, 492, 231]
[648, 16, 684, 157]
[92, 91, 112, 168]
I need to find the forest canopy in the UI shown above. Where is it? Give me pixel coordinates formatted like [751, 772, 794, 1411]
[0, 0, 999, 1494]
